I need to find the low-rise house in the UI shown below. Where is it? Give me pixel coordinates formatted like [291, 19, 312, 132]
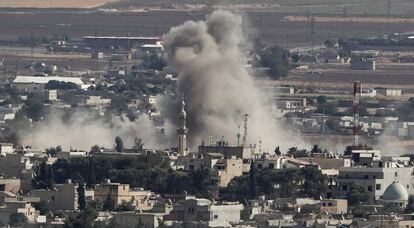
[112, 212, 166, 228]
[0, 143, 13, 156]
[0, 107, 15, 122]
[31, 181, 78, 211]
[183, 153, 243, 187]
[0, 201, 44, 225]
[169, 196, 243, 227]
[85, 96, 111, 107]
[351, 57, 376, 70]
[376, 88, 402, 97]
[320, 199, 347, 214]
[0, 178, 20, 194]
[12, 76, 85, 92]
[94, 181, 154, 211]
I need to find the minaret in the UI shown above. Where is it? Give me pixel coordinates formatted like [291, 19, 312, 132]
[177, 96, 188, 156]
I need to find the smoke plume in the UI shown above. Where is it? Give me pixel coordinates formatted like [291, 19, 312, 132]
[162, 10, 295, 151]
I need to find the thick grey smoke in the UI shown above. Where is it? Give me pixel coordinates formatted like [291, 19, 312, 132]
[162, 10, 295, 151]
[20, 110, 174, 151]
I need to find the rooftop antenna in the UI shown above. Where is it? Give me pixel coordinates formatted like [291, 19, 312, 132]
[236, 125, 241, 146]
[242, 113, 249, 147]
[258, 137, 262, 153]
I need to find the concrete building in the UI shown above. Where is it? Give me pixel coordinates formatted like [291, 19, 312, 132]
[276, 97, 307, 110]
[13, 76, 84, 92]
[184, 153, 243, 187]
[85, 96, 111, 107]
[0, 153, 33, 179]
[0, 108, 15, 122]
[113, 212, 166, 228]
[45, 90, 58, 101]
[0, 143, 13, 156]
[83, 36, 160, 49]
[320, 199, 347, 214]
[0, 201, 43, 225]
[351, 57, 376, 70]
[170, 196, 243, 227]
[376, 88, 402, 97]
[94, 181, 154, 211]
[335, 158, 414, 200]
[0, 178, 20, 194]
[31, 182, 78, 211]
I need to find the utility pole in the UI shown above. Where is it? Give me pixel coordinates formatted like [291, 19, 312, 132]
[310, 13, 315, 53]
[387, 0, 391, 19]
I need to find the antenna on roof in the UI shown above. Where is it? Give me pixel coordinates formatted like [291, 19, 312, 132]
[237, 125, 241, 147]
[242, 113, 249, 147]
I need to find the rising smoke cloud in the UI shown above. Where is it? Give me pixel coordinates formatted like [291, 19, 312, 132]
[162, 10, 297, 151]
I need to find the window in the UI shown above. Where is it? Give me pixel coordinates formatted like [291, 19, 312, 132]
[189, 165, 194, 170]
[257, 164, 263, 169]
[364, 175, 369, 179]
[328, 203, 333, 206]
[342, 185, 348, 191]
[214, 215, 218, 219]
[395, 172, 398, 177]
[368, 186, 373, 192]
[408, 185, 410, 189]
[268, 163, 275, 169]
[376, 184, 381, 190]
[345, 174, 349, 178]
[322, 203, 326, 206]
[188, 207, 194, 213]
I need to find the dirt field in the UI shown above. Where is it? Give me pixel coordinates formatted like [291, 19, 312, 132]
[0, 0, 120, 9]
[1, 10, 414, 48]
[284, 15, 414, 24]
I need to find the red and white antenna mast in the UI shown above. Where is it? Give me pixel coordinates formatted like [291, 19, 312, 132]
[352, 81, 362, 146]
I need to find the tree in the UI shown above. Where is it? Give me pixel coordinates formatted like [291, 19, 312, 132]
[9, 213, 28, 226]
[310, 144, 323, 155]
[103, 194, 115, 211]
[116, 200, 135, 211]
[300, 166, 327, 199]
[77, 180, 86, 210]
[324, 39, 336, 48]
[87, 157, 97, 188]
[115, 136, 124, 153]
[259, 45, 289, 79]
[347, 183, 371, 206]
[64, 205, 97, 228]
[291, 53, 301, 63]
[25, 96, 44, 121]
[406, 195, 414, 213]
[90, 145, 101, 154]
[287, 147, 308, 157]
[248, 160, 257, 199]
[316, 95, 327, 104]
[274, 146, 282, 156]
